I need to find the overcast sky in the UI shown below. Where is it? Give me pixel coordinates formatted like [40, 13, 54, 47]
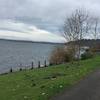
[0, 0, 100, 42]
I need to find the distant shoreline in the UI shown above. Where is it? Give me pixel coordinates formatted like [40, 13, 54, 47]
[0, 38, 65, 44]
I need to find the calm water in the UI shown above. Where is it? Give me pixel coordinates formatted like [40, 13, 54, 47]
[0, 39, 62, 74]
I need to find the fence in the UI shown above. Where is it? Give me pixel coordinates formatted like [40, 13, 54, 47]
[1, 60, 52, 75]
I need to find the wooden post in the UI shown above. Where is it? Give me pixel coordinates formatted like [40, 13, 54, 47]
[10, 68, 13, 73]
[44, 60, 47, 67]
[19, 68, 22, 71]
[31, 61, 34, 69]
[38, 61, 40, 68]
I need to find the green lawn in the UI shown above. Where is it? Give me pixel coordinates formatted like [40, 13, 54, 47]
[0, 56, 100, 100]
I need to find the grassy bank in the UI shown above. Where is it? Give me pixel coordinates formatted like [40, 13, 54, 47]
[0, 56, 100, 100]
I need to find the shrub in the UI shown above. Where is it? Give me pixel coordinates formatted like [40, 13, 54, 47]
[49, 46, 75, 65]
[65, 45, 76, 62]
[91, 45, 100, 54]
[81, 50, 93, 60]
[49, 47, 66, 65]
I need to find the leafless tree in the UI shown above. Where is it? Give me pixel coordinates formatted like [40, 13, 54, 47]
[63, 9, 89, 41]
[91, 17, 100, 40]
[88, 17, 100, 52]
[63, 8, 90, 59]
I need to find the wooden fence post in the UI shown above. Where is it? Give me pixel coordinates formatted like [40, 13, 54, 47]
[38, 61, 40, 68]
[10, 68, 13, 73]
[31, 61, 34, 69]
[19, 68, 22, 71]
[44, 60, 47, 67]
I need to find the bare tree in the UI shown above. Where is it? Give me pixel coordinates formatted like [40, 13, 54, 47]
[88, 17, 100, 52]
[63, 9, 89, 41]
[91, 17, 100, 40]
[63, 8, 90, 59]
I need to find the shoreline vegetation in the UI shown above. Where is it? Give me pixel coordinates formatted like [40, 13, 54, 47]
[0, 55, 100, 100]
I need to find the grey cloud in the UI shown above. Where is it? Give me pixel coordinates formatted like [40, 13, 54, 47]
[0, 0, 100, 33]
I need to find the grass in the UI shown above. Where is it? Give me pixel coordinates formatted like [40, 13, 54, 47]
[0, 56, 100, 100]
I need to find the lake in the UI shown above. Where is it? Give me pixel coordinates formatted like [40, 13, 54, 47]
[0, 39, 62, 74]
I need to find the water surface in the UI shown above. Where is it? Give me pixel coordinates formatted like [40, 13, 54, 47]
[0, 39, 62, 73]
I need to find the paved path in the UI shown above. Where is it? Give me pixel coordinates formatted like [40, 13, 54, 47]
[52, 69, 100, 100]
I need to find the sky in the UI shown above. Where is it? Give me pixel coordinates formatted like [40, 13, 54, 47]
[0, 0, 100, 42]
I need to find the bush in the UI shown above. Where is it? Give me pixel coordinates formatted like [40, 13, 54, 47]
[49, 47, 66, 65]
[91, 45, 100, 54]
[81, 51, 93, 60]
[49, 46, 75, 65]
[65, 46, 76, 62]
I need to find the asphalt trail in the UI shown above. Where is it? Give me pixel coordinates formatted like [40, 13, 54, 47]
[52, 69, 100, 100]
